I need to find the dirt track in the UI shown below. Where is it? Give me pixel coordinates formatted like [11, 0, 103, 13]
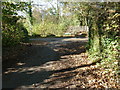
[3, 37, 88, 89]
[3, 37, 119, 89]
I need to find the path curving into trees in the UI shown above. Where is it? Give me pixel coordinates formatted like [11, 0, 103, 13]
[3, 37, 88, 89]
[3, 37, 119, 89]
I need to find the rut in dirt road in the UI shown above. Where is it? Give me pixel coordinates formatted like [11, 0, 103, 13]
[3, 38, 88, 89]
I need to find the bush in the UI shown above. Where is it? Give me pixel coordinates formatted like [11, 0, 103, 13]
[99, 38, 119, 72]
[2, 24, 29, 47]
[17, 22, 29, 42]
[32, 21, 68, 37]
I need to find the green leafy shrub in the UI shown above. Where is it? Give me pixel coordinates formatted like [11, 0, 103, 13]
[2, 1, 30, 47]
[86, 2, 120, 76]
[2, 24, 25, 47]
[32, 21, 68, 37]
[99, 38, 119, 73]
[17, 22, 29, 42]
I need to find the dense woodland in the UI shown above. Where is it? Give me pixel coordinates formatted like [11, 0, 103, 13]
[2, 0, 120, 89]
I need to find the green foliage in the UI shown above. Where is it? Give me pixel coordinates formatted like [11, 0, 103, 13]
[61, 2, 119, 75]
[84, 2, 120, 74]
[2, 2, 29, 16]
[20, 14, 33, 35]
[2, 1, 30, 47]
[32, 21, 68, 37]
[17, 22, 29, 42]
[31, 2, 80, 37]
[100, 38, 119, 70]
[2, 24, 25, 46]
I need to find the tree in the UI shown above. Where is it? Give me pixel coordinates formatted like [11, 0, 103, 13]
[2, 1, 31, 46]
[60, 2, 119, 74]
[77, 2, 119, 73]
